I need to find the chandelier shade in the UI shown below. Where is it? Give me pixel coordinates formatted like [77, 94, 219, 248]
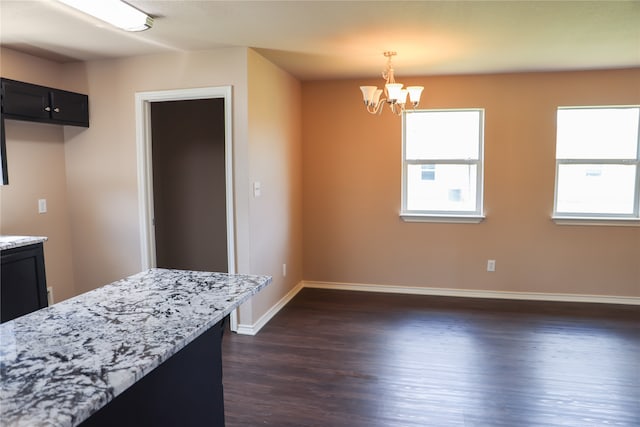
[407, 86, 424, 104]
[385, 83, 404, 102]
[360, 86, 377, 104]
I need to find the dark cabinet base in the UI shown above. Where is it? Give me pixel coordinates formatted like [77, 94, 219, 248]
[1, 243, 48, 323]
[79, 321, 225, 427]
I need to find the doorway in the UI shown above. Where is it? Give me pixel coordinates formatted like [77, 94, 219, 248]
[135, 86, 237, 327]
[150, 98, 227, 272]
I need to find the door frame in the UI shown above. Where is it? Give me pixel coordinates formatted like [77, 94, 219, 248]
[135, 86, 238, 329]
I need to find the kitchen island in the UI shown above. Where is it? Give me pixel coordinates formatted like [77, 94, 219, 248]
[0, 268, 271, 427]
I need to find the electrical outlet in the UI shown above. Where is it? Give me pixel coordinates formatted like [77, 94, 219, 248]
[38, 199, 47, 214]
[282, 263, 287, 277]
[487, 259, 496, 272]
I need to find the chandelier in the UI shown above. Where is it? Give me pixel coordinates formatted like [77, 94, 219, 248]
[359, 51, 423, 116]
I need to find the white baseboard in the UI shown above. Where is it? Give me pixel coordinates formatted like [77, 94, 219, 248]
[235, 281, 305, 335]
[235, 280, 639, 335]
[303, 280, 640, 306]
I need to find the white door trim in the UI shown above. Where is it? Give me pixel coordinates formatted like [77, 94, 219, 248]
[135, 86, 239, 330]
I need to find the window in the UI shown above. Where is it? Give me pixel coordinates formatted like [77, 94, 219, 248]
[553, 106, 640, 222]
[401, 109, 484, 222]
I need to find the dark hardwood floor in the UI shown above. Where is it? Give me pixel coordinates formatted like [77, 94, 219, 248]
[222, 289, 640, 427]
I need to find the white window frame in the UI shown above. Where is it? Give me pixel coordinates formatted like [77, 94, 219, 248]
[401, 108, 485, 223]
[552, 105, 640, 226]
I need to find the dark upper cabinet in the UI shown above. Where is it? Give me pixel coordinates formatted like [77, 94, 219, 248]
[0, 78, 89, 184]
[1, 78, 89, 127]
[2, 79, 50, 121]
[50, 88, 89, 125]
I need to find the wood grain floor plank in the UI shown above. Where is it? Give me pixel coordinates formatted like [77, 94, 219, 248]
[222, 289, 640, 427]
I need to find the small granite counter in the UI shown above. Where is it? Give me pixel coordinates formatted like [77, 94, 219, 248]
[0, 268, 272, 427]
[0, 235, 48, 251]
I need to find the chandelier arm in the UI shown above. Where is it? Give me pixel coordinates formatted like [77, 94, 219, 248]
[365, 101, 386, 115]
[376, 100, 386, 114]
[388, 102, 404, 116]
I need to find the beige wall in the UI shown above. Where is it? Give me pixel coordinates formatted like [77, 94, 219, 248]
[2, 46, 304, 327]
[246, 49, 303, 322]
[302, 68, 640, 297]
[64, 47, 304, 324]
[0, 48, 77, 302]
[61, 49, 252, 295]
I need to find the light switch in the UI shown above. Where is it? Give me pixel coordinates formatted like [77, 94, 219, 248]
[253, 181, 261, 197]
[38, 199, 47, 214]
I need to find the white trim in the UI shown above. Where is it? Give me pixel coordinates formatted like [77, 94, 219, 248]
[553, 106, 640, 220]
[552, 216, 640, 227]
[400, 213, 485, 223]
[135, 94, 155, 269]
[235, 281, 305, 335]
[232, 279, 639, 336]
[401, 109, 485, 218]
[303, 280, 640, 306]
[135, 86, 239, 329]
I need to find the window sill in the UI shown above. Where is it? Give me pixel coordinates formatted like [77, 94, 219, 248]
[400, 213, 486, 224]
[552, 216, 640, 227]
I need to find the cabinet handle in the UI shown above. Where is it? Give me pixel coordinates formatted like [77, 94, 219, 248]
[53, 108, 60, 113]
[44, 107, 51, 112]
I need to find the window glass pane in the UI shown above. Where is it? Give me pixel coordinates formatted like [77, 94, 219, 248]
[556, 164, 637, 214]
[407, 164, 478, 212]
[406, 110, 480, 160]
[556, 108, 639, 159]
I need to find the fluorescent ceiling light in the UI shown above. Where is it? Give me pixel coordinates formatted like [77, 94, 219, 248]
[57, 0, 153, 32]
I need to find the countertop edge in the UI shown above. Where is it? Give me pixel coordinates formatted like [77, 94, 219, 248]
[0, 236, 48, 251]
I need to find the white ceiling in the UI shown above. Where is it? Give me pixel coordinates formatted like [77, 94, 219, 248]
[1, 0, 639, 80]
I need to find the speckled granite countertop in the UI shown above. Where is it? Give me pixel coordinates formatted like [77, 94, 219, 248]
[0, 235, 48, 251]
[0, 268, 272, 427]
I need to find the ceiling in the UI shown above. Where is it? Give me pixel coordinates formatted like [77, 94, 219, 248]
[1, 0, 639, 81]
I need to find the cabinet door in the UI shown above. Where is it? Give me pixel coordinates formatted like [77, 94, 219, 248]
[50, 89, 89, 127]
[0, 243, 48, 323]
[1, 79, 50, 121]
